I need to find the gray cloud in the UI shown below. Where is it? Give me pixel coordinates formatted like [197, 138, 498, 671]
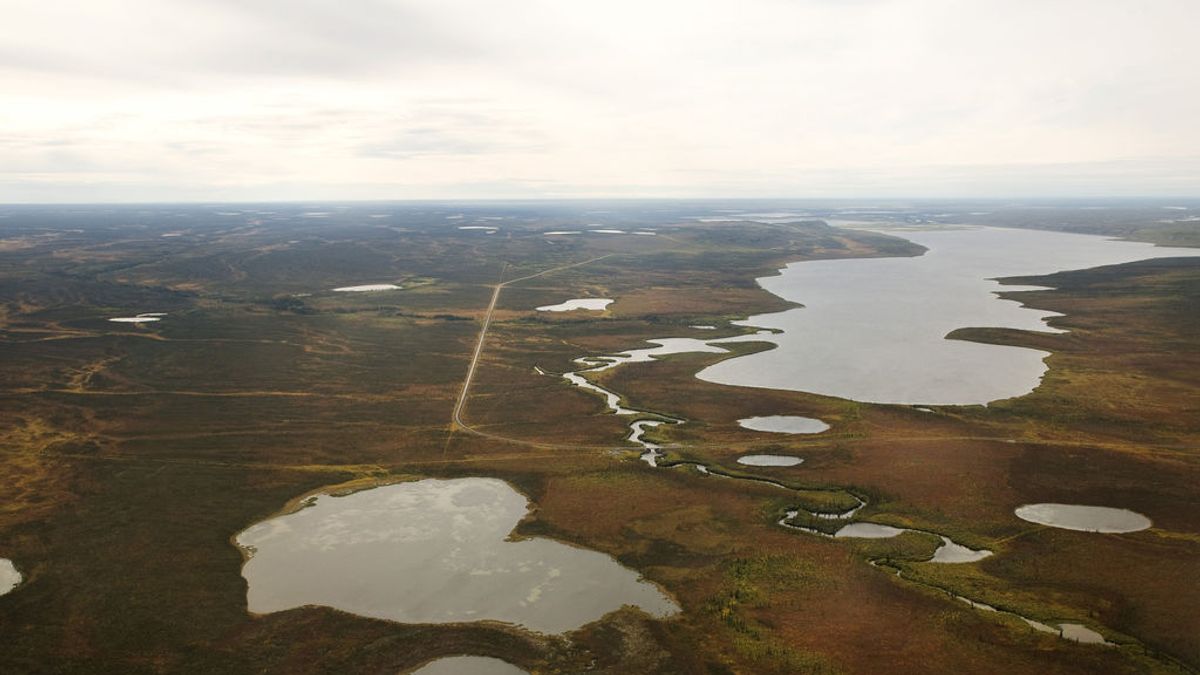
[1, 0, 1198, 201]
[359, 129, 503, 160]
[194, 0, 482, 78]
[0, 0, 484, 85]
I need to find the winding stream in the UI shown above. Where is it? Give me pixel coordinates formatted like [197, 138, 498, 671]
[542, 338, 1134, 651]
[546, 347, 982, 551]
[520, 225, 1192, 654]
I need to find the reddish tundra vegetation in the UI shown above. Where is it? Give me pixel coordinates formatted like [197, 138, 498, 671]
[1, 202, 1197, 674]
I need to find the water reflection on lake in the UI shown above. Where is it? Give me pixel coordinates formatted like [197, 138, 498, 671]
[1059, 623, 1111, 644]
[332, 283, 402, 292]
[109, 312, 166, 323]
[1014, 503, 1152, 533]
[833, 523, 907, 539]
[698, 227, 1199, 405]
[236, 478, 677, 634]
[736, 455, 804, 467]
[410, 656, 527, 674]
[929, 536, 993, 563]
[536, 298, 612, 312]
[738, 416, 829, 434]
[0, 558, 20, 595]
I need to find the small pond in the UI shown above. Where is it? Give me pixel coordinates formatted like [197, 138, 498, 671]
[1014, 503, 1151, 533]
[332, 284, 402, 292]
[738, 416, 829, 434]
[0, 559, 20, 595]
[535, 298, 612, 312]
[109, 312, 166, 323]
[736, 455, 804, 467]
[929, 536, 992, 563]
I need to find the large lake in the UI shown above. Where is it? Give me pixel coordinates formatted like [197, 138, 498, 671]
[699, 227, 1198, 405]
[237, 478, 676, 634]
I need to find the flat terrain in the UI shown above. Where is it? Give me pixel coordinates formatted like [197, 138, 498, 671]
[0, 201, 1197, 674]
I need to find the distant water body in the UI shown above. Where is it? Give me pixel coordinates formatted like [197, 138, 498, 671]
[698, 227, 1199, 405]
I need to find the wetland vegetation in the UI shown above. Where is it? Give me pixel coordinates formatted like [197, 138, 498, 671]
[1, 200, 1198, 674]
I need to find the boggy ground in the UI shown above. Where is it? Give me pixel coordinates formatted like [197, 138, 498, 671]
[0, 203, 1196, 673]
[467, 255, 1200, 673]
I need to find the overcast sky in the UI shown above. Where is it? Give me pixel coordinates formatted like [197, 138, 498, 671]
[2, 0, 1198, 202]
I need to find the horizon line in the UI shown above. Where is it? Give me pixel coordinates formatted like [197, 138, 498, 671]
[3, 195, 1200, 207]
